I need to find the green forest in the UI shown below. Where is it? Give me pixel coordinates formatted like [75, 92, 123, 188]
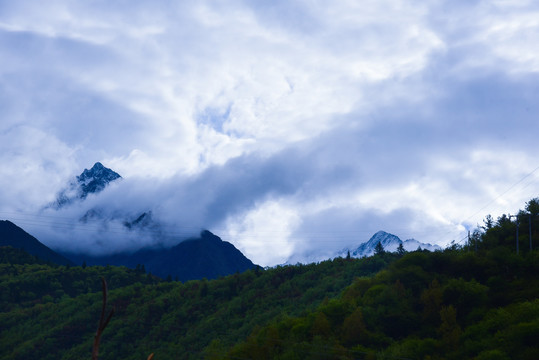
[2, 199, 539, 359]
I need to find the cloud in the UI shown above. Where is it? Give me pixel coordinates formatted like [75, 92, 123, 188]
[0, 0, 446, 173]
[0, 126, 78, 212]
[1, 1, 539, 265]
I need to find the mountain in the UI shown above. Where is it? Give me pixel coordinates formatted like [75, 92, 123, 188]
[3, 198, 539, 359]
[64, 230, 258, 281]
[54, 162, 121, 207]
[77, 162, 121, 198]
[54, 163, 160, 233]
[401, 237, 441, 252]
[50, 163, 256, 280]
[0, 220, 73, 265]
[340, 230, 441, 258]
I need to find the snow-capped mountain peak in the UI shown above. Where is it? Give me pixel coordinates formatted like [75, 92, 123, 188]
[340, 230, 441, 258]
[76, 162, 121, 199]
[53, 162, 121, 208]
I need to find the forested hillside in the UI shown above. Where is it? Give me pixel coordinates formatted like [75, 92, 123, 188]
[226, 246, 539, 359]
[2, 199, 539, 360]
[225, 199, 539, 359]
[0, 220, 73, 266]
[0, 246, 394, 359]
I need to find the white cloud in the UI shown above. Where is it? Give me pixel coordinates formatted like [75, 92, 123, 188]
[1, 1, 539, 265]
[0, 126, 78, 211]
[1, 0, 446, 176]
[223, 200, 300, 266]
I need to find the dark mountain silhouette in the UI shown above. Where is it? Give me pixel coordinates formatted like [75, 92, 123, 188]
[0, 220, 73, 265]
[65, 230, 257, 281]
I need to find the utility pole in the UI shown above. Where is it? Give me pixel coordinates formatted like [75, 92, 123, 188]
[516, 217, 519, 255]
[530, 214, 533, 252]
[509, 214, 519, 255]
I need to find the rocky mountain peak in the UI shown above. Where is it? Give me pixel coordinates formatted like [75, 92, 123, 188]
[53, 162, 121, 208]
[77, 162, 121, 197]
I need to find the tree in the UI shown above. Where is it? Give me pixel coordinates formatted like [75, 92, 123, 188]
[374, 242, 385, 255]
[421, 279, 443, 324]
[342, 307, 366, 345]
[482, 215, 494, 231]
[397, 243, 406, 256]
[311, 312, 331, 337]
[496, 214, 511, 226]
[438, 305, 461, 350]
[136, 264, 146, 274]
[526, 198, 539, 216]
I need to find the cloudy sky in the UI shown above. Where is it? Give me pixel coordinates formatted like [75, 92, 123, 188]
[1, 0, 539, 266]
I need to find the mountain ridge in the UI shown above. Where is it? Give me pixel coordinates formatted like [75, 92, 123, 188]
[0, 220, 74, 265]
[63, 229, 258, 281]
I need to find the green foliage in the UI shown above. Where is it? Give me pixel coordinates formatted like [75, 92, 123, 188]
[225, 199, 539, 359]
[0, 251, 390, 359]
[374, 241, 385, 255]
[2, 198, 539, 359]
[396, 242, 406, 256]
[526, 197, 539, 216]
[0, 260, 158, 312]
[0, 246, 48, 265]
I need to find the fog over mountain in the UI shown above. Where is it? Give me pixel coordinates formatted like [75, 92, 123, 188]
[1, 1, 539, 266]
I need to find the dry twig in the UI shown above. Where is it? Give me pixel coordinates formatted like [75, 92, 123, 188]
[91, 277, 115, 360]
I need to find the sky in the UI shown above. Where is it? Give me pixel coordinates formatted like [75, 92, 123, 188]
[1, 0, 539, 266]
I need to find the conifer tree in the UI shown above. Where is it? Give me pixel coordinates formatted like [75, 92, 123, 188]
[374, 241, 385, 255]
[397, 243, 406, 256]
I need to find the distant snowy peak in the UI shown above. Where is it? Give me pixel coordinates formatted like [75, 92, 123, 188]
[347, 231, 401, 257]
[401, 238, 440, 253]
[54, 162, 121, 208]
[341, 230, 441, 258]
[77, 162, 121, 198]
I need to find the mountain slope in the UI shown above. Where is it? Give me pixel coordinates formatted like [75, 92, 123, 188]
[143, 230, 258, 281]
[65, 230, 257, 281]
[0, 253, 394, 360]
[0, 220, 73, 265]
[226, 247, 539, 360]
[3, 235, 539, 360]
[3, 199, 539, 360]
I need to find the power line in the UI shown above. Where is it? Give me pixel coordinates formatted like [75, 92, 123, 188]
[0, 209, 461, 244]
[462, 163, 539, 224]
[2, 163, 539, 253]
[439, 163, 539, 247]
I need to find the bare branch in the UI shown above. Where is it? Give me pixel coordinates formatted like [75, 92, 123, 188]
[92, 277, 115, 360]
